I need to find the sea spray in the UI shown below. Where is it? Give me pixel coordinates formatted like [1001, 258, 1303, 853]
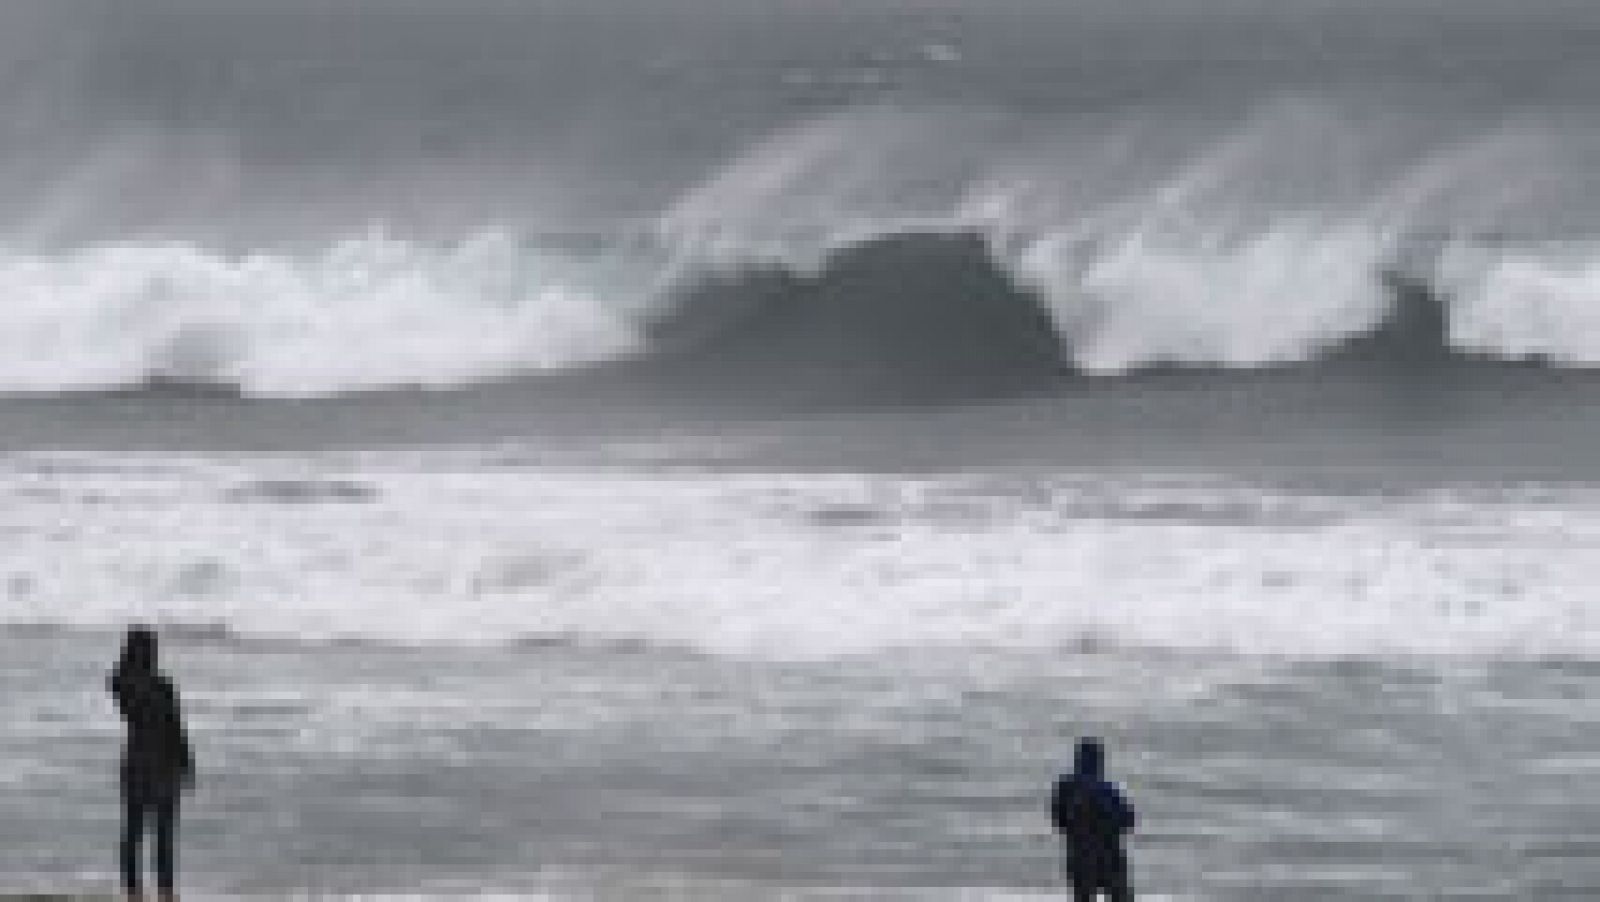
[4, 99, 1600, 395]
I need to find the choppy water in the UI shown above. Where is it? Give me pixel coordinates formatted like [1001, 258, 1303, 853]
[0, 456, 1596, 896]
[3, 2, 1599, 896]
[3, 633, 1595, 897]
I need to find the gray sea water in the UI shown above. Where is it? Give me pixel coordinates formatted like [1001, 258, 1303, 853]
[3, 1, 1600, 897]
[0, 417, 1597, 897]
[3, 628, 1596, 898]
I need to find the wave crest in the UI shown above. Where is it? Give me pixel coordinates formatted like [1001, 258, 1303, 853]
[8, 96, 1600, 397]
[0, 229, 648, 396]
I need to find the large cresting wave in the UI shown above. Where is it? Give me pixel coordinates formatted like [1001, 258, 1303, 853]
[5, 98, 1600, 397]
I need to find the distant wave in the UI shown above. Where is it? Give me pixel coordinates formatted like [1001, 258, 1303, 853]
[0, 230, 651, 395]
[652, 100, 1600, 381]
[4, 97, 1600, 397]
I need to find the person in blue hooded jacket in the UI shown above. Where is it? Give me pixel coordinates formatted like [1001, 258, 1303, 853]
[1050, 737, 1135, 900]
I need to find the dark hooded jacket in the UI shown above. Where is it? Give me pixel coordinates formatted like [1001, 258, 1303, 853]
[1050, 740, 1135, 872]
[110, 668, 193, 797]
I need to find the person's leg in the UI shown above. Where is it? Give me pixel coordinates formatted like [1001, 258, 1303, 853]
[120, 787, 147, 897]
[1105, 856, 1133, 902]
[154, 791, 179, 900]
[1066, 865, 1097, 902]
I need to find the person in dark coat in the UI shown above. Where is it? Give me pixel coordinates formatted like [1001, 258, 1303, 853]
[1050, 737, 1135, 901]
[110, 626, 193, 900]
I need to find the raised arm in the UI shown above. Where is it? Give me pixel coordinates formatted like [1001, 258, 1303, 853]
[109, 671, 140, 722]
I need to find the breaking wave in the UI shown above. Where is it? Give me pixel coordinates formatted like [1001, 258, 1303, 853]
[0, 230, 651, 396]
[5, 97, 1600, 397]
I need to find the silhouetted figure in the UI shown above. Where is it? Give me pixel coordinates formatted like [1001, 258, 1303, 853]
[110, 626, 193, 900]
[1050, 738, 1135, 901]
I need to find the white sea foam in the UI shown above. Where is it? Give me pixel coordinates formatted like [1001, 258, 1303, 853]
[5, 98, 1600, 395]
[1437, 239, 1600, 363]
[660, 97, 1600, 374]
[2, 462, 1593, 659]
[0, 229, 650, 396]
[1003, 220, 1393, 372]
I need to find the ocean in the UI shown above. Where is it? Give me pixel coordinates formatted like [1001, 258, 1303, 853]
[0, 0, 1597, 897]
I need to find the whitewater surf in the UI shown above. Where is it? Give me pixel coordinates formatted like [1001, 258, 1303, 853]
[0, 1, 1595, 897]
